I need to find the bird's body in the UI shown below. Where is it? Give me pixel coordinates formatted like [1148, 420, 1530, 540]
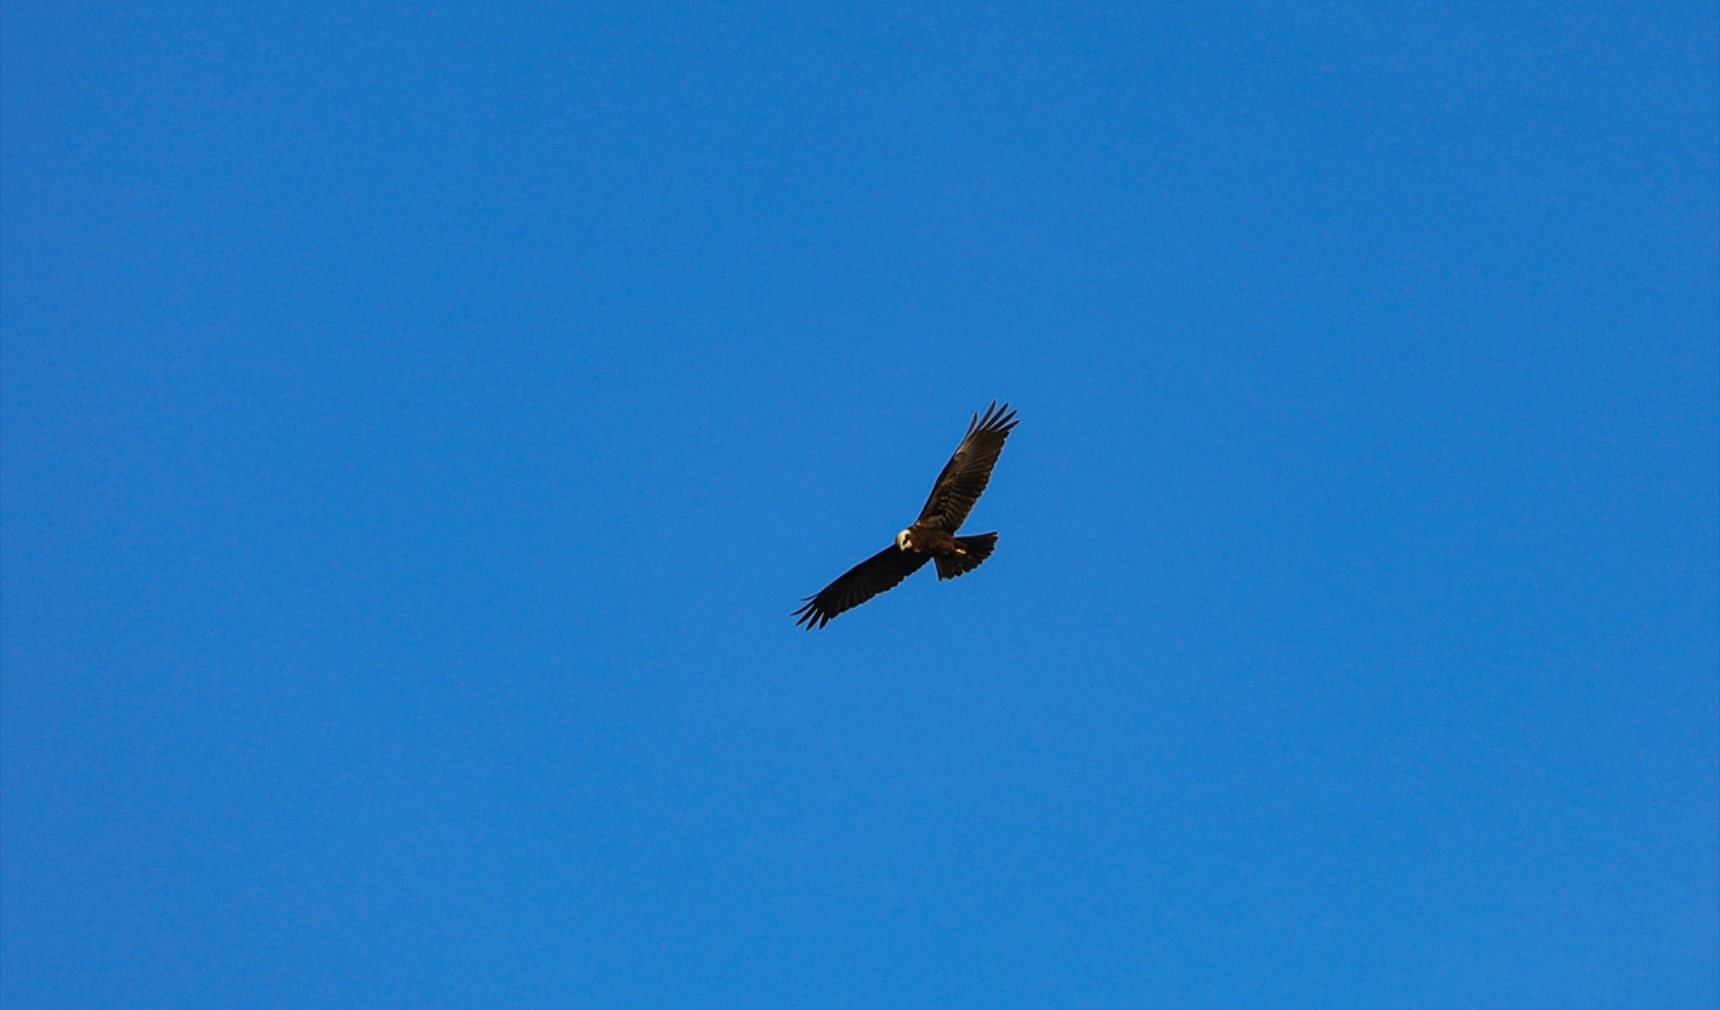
[897, 523, 960, 556]
[793, 403, 1017, 629]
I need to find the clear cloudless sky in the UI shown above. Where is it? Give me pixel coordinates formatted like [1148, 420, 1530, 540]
[3, 2, 1716, 1007]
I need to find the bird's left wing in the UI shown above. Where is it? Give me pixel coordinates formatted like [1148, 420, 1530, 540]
[916, 402, 1018, 532]
[793, 544, 931, 629]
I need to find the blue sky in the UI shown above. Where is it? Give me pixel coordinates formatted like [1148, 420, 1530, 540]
[3, 1, 1716, 1006]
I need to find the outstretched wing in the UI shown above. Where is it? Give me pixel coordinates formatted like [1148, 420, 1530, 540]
[916, 402, 1018, 532]
[793, 545, 931, 629]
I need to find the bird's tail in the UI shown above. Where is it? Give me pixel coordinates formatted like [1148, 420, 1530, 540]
[934, 532, 998, 580]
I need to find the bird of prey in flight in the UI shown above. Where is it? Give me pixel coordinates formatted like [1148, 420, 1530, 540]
[793, 402, 1018, 629]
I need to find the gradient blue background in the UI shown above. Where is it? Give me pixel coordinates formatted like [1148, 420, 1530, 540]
[4, 2, 1717, 1006]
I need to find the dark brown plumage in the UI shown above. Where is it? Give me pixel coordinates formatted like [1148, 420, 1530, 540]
[793, 402, 1017, 629]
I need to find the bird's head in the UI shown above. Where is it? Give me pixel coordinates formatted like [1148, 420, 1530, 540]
[896, 529, 914, 551]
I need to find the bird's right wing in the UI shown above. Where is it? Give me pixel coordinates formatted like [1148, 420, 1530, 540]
[793, 544, 931, 629]
[916, 402, 1017, 532]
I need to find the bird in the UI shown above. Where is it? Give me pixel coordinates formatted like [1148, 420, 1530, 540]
[793, 402, 1018, 629]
